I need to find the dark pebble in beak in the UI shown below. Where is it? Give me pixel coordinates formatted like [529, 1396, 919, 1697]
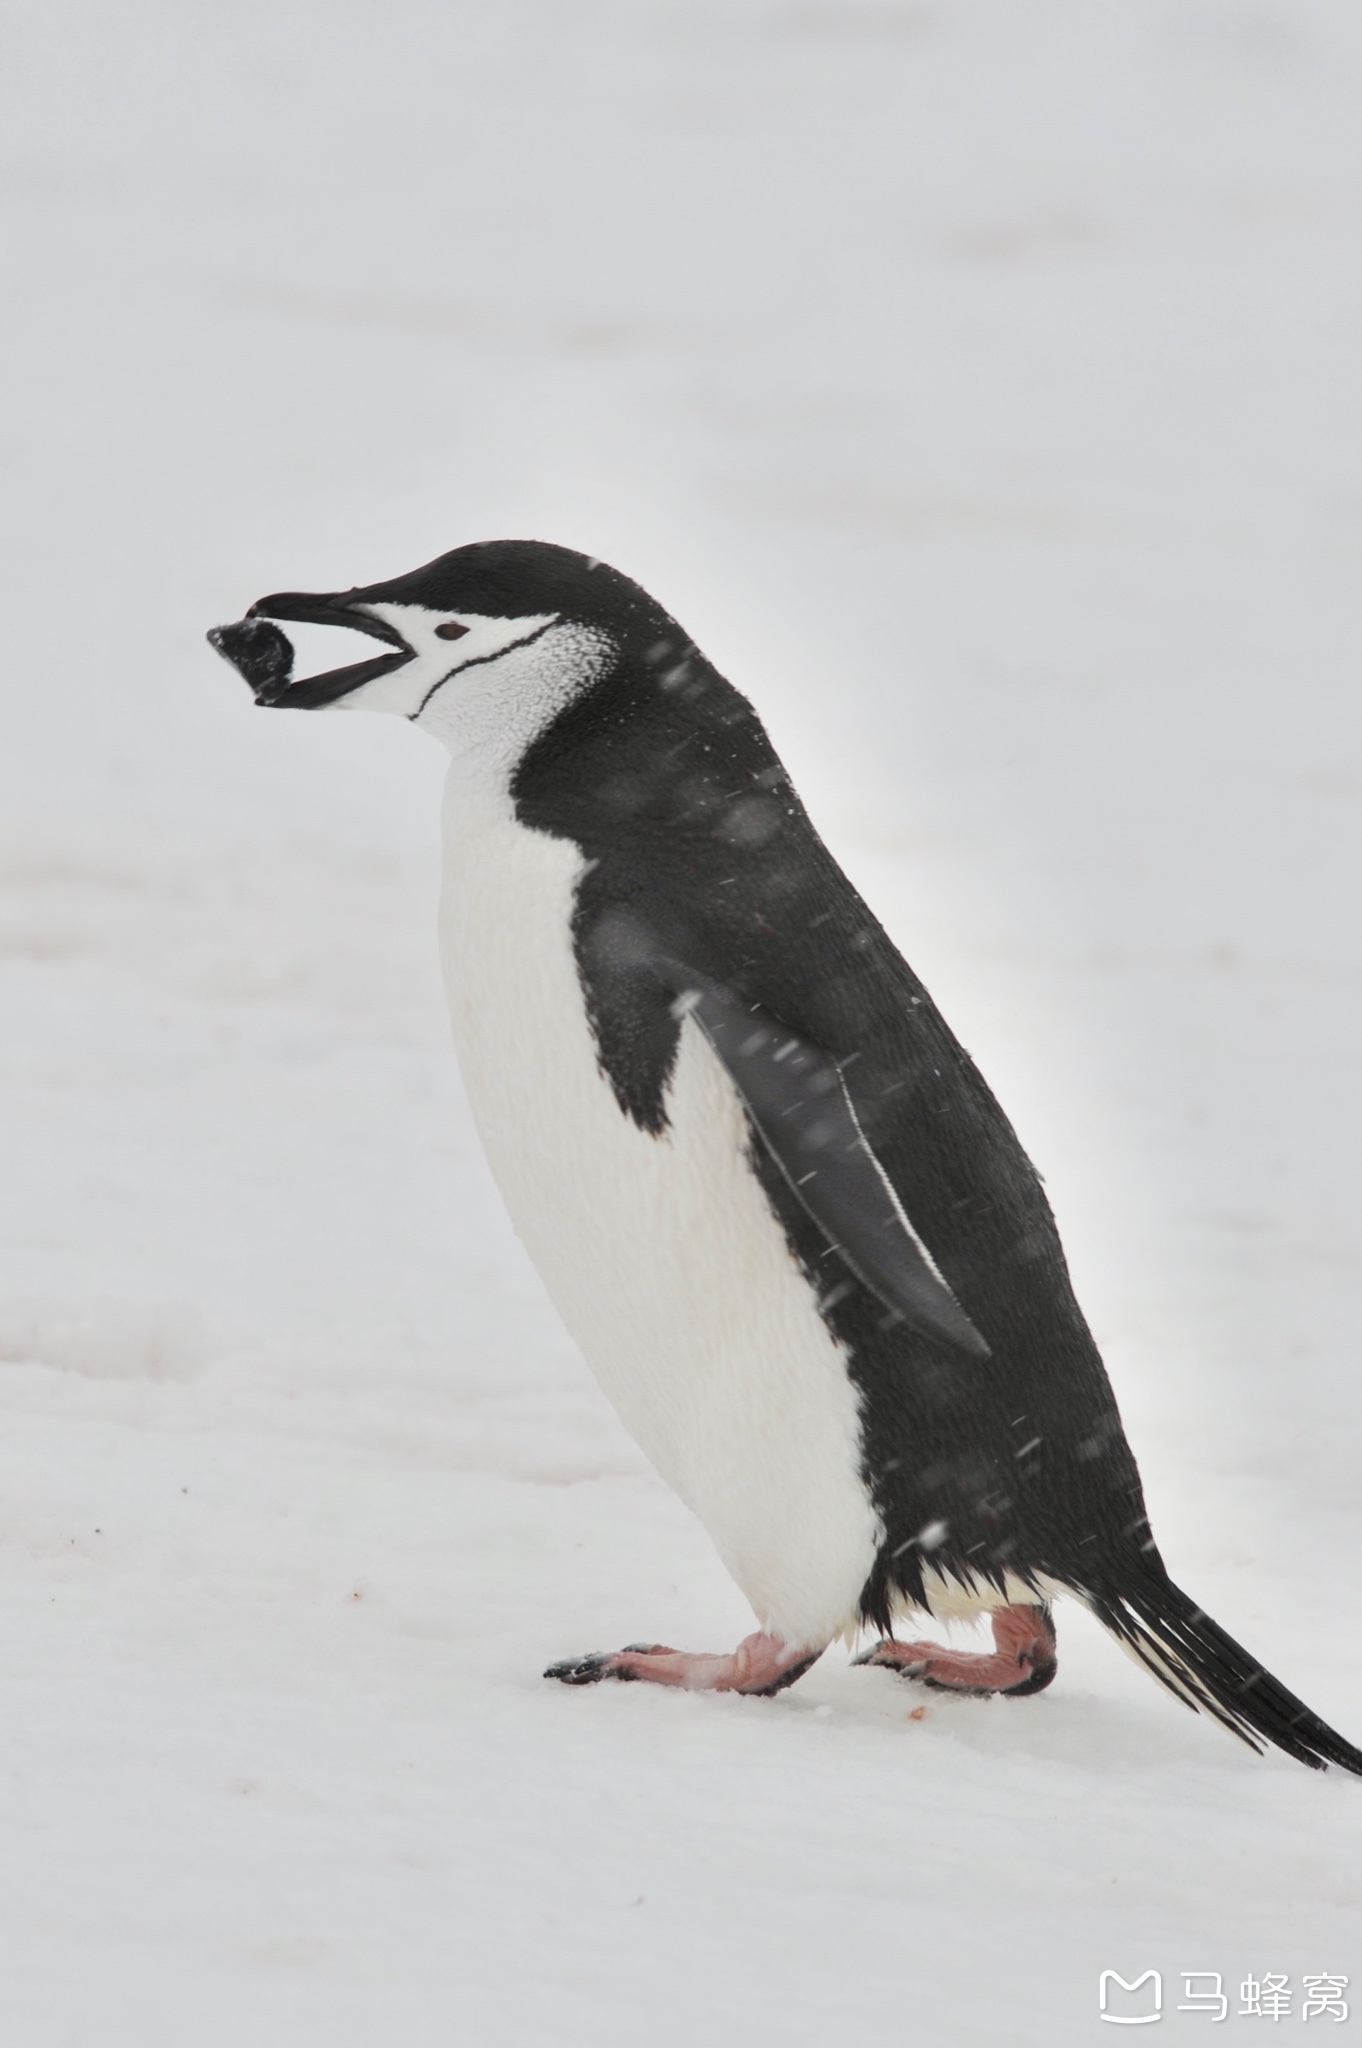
[207, 617, 293, 698]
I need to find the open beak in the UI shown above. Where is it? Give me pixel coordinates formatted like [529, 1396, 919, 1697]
[207, 588, 414, 708]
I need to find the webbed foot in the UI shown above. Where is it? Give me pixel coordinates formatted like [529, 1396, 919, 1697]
[854, 1602, 1056, 1698]
[545, 1631, 823, 1696]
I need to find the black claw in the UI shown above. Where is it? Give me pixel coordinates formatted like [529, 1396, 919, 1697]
[543, 1652, 623, 1686]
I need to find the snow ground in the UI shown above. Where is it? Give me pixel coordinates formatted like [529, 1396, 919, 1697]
[1, 1, 1361, 2039]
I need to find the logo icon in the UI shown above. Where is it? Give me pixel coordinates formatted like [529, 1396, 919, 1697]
[1099, 1971, 1163, 2025]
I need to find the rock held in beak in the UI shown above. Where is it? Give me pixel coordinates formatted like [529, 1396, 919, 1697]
[207, 617, 293, 700]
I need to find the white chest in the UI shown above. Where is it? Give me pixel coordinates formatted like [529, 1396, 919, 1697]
[436, 790, 882, 1647]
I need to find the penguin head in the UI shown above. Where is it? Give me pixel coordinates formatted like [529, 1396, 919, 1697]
[207, 541, 667, 746]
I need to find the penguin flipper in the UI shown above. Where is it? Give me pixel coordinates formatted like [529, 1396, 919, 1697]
[658, 963, 989, 1359]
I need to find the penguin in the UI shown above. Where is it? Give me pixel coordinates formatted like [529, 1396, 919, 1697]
[209, 540, 1362, 1773]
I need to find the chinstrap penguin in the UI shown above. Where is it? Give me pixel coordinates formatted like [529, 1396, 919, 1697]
[209, 541, 1362, 1772]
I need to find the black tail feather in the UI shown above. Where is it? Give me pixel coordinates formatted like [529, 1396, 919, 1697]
[1081, 1567, 1362, 1776]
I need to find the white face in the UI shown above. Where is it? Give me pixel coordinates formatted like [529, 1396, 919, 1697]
[328, 602, 615, 792]
[335, 604, 561, 719]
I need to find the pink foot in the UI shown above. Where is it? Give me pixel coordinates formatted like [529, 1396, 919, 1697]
[854, 1603, 1057, 1698]
[545, 1630, 823, 1697]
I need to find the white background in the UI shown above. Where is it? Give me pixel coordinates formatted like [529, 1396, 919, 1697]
[1, 1, 1359, 2039]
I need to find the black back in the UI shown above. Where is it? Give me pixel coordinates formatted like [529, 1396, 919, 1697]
[492, 546, 1155, 1630]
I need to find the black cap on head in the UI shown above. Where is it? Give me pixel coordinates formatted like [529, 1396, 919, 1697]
[342, 540, 665, 639]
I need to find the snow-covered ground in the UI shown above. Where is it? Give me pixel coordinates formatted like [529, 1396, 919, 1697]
[2, 1, 1361, 2038]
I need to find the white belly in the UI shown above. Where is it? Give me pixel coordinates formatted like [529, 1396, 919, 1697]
[438, 792, 882, 1647]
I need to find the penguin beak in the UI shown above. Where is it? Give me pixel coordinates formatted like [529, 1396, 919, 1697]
[206, 589, 415, 709]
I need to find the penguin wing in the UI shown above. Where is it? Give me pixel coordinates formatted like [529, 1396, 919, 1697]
[657, 961, 989, 1359]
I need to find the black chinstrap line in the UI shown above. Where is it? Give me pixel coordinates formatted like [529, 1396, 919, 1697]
[409, 617, 561, 720]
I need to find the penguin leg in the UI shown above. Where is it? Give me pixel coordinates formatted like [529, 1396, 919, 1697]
[544, 1631, 824, 1696]
[853, 1602, 1057, 1698]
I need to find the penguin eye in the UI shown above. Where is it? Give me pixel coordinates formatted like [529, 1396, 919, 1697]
[434, 620, 469, 641]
